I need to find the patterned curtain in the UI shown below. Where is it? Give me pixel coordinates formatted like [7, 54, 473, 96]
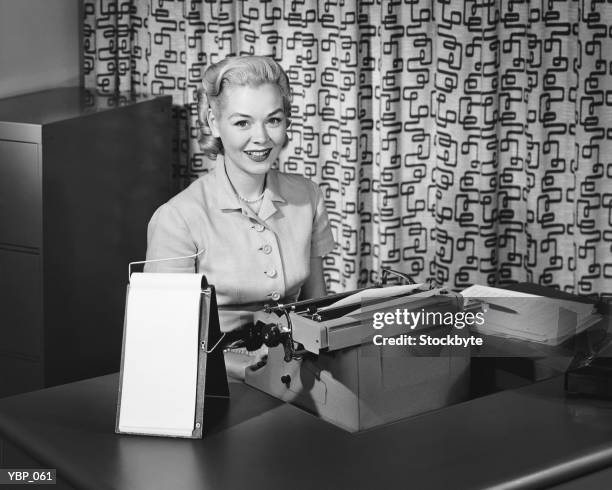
[83, 0, 612, 297]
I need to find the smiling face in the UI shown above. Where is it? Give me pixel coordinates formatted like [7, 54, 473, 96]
[208, 83, 288, 179]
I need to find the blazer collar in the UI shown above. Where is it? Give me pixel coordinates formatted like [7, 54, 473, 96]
[215, 156, 242, 211]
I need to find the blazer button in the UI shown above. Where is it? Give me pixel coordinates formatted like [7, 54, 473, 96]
[270, 291, 281, 301]
[262, 244, 272, 254]
[253, 224, 265, 232]
[266, 269, 278, 278]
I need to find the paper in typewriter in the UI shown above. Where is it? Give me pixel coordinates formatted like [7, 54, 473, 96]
[319, 283, 425, 312]
[118, 273, 203, 437]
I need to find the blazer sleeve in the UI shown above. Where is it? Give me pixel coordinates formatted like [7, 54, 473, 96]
[144, 203, 200, 272]
[310, 181, 336, 257]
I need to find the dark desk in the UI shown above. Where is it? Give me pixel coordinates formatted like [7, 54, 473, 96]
[2, 374, 612, 489]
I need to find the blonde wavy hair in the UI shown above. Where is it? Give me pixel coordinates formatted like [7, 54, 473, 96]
[197, 55, 292, 158]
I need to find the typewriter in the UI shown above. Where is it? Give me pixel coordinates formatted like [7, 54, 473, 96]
[238, 272, 471, 432]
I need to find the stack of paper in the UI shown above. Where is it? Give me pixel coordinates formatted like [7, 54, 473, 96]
[461, 285, 601, 345]
[117, 273, 203, 437]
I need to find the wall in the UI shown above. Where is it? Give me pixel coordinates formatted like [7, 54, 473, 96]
[0, 0, 80, 98]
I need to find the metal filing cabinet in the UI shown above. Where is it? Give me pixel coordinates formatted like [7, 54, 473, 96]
[0, 88, 172, 396]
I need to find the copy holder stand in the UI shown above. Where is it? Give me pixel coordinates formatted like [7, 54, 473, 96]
[116, 253, 228, 438]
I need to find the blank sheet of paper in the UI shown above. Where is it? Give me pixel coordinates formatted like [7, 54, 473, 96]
[320, 283, 425, 311]
[118, 273, 204, 437]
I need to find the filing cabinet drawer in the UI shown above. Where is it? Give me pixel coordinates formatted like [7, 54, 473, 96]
[0, 140, 41, 248]
[0, 248, 42, 358]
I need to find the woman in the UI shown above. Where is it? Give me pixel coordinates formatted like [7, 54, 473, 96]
[144, 55, 335, 337]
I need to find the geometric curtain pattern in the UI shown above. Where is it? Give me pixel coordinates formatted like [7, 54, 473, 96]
[83, 0, 612, 297]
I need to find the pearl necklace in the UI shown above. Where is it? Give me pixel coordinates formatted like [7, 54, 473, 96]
[236, 192, 263, 204]
[236, 192, 264, 204]
[224, 166, 266, 204]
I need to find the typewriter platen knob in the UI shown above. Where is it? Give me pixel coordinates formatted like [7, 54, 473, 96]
[261, 322, 282, 347]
